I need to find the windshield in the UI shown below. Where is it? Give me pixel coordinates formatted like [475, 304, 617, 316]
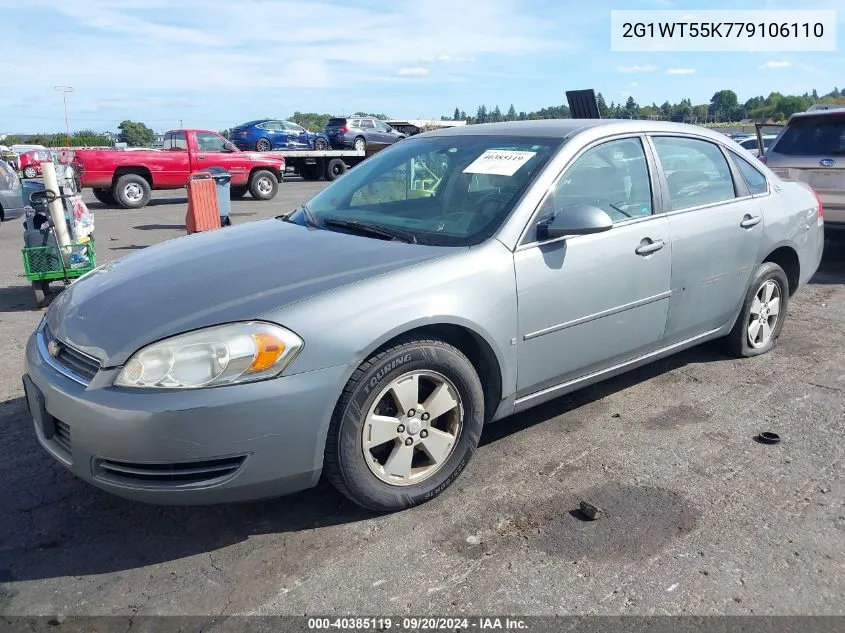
[771, 115, 845, 155]
[292, 134, 562, 246]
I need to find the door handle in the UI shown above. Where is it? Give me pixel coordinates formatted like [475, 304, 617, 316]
[740, 215, 762, 229]
[635, 239, 665, 256]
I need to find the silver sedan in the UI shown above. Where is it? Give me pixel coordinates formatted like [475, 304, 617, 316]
[24, 119, 824, 511]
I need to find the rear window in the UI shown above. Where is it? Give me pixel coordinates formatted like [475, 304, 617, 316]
[771, 115, 845, 156]
[327, 118, 347, 127]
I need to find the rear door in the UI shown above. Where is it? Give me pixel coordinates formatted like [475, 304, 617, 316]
[765, 113, 845, 227]
[649, 134, 764, 344]
[192, 131, 249, 185]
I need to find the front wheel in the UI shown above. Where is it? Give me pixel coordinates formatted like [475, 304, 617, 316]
[726, 262, 789, 357]
[249, 170, 279, 200]
[314, 138, 328, 150]
[324, 337, 485, 512]
[23, 166, 38, 179]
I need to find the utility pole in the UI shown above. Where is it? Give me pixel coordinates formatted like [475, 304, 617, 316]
[54, 86, 74, 148]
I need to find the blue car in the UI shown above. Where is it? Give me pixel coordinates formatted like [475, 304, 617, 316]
[228, 119, 330, 152]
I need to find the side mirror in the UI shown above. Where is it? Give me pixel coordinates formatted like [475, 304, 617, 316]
[536, 204, 613, 241]
[223, 141, 236, 152]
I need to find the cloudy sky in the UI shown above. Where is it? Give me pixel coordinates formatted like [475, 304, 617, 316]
[1, 0, 843, 134]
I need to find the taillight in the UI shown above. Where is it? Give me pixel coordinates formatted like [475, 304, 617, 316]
[811, 187, 823, 225]
[340, 126, 348, 133]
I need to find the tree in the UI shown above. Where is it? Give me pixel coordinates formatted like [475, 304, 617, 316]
[624, 96, 639, 118]
[453, 107, 461, 120]
[596, 92, 609, 118]
[476, 105, 487, 123]
[491, 105, 502, 122]
[660, 101, 672, 119]
[506, 104, 517, 121]
[709, 89, 739, 120]
[459, 110, 467, 120]
[118, 120, 156, 147]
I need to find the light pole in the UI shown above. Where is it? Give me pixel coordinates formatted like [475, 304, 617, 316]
[54, 86, 74, 148]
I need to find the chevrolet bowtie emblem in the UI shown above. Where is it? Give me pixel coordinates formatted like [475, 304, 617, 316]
[47, 340, 61, 358]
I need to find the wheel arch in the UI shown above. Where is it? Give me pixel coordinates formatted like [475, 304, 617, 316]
[353, 321, 505, 424]
[111, 167, 153, 188]
[762, 244, 800, 296]
[249, 165, 284, 183]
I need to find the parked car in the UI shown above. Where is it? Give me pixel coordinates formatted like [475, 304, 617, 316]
[323, 116, 406, 151]
[18, 149, 56, 179]
[0, 159, 44, 226]
[228, 119, 330, 152]
[736, 134, 778, 157]
[24, 119, 823, 511]
[761, 108, 845, 235]
[71, 129, 285, 209]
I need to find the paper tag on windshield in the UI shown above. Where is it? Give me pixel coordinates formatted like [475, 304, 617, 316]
[463, 150, 537, 176]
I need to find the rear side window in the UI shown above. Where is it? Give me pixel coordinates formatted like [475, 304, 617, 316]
[163, 132, 187, 151]
[730, 152, 769, 196]
[771, 116, 845, 156]
[360, 120, 376, 129]
[652, 136, 737, 211]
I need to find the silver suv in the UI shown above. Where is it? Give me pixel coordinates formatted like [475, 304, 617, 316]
[323, 116, 406, 152]
[763, 109, 845, 233]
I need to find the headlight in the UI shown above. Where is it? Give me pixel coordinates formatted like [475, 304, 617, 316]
[114, 322, 303, 389]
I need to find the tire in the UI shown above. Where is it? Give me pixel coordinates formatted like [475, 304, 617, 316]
[112, 174, 152, 209]
[23, 166, 38, 179]
[255, 138, 272, 152]
[92, 188, 117, 206]
[324, 337, 485, 512]
[353, 137, 366, 152]
[299, 164, 322, 181]
[249, 169, 279, 200]
[726, 262, 789, 358]
[324, 158, 347, 181]
[230, 186, 248, 200]
[314, 138, 328, 150]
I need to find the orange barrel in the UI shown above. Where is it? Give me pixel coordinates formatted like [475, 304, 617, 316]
[185, 172, 220, 234]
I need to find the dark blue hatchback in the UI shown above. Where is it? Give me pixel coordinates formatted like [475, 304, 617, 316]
[228, 119, 330, 152]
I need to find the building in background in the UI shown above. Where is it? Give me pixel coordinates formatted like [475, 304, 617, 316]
[385, 119, 467, 136]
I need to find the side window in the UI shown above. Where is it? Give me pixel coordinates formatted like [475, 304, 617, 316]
[195, 133, 226, 152]
[374, 121, 390, 132]
[652, 136, 737, 211]
[360, 119, 376, 130]
[731, 152, 769, 196]
[546, 137, 653, 223]
[350, 119, 361, 128]
[285, 122, 305, 133]
[164, 132, 187, 151]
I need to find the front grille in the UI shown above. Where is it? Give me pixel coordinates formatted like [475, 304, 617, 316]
[53, 419, 71, 454]
[42, 325, 101, 384]
[94, 455, 247, 488]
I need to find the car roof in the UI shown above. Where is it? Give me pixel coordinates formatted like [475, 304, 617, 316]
[787, 109, 845, 123]
[419, 118, 737, 143]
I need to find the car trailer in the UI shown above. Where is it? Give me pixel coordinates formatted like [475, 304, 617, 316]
[268, 149, 367, 182]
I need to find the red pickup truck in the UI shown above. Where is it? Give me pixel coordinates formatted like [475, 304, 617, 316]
[72, 129, 286, 209]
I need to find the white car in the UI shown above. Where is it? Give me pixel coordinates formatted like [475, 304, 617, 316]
[737, 135, 778, 157]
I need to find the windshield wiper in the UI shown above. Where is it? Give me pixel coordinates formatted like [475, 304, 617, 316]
[277, 203, 322, 228]
[322, 218, 417, 243]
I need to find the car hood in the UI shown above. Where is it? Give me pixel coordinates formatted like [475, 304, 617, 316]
[46, 219, 461, 366]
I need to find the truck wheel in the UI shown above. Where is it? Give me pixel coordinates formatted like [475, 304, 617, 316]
[255, 138, 272, 152]
[324, 158, 347, 181]
[324, 336, 485, 512]
[230, 186, 248, 200]
[113, 174, 151, 209]
[249, 170, 278, 200]
[299, 164, 322, 181]
[92, 188, 117, 206]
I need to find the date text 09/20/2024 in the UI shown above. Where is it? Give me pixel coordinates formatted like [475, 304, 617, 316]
[307, 617, 528, 630]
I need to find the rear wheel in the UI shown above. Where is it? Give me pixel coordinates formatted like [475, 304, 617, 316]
[249, 170, 278, 200]
[113, 174, 151, 209]
[92, 188, 117, 206]
[23, 166, 38, 179]
[324, 158, 347, 181]
[255, 138, 272, 152]
[726, 262, 789, 357]
[324, 337, 484, 512]
[230, 186, 248, 200]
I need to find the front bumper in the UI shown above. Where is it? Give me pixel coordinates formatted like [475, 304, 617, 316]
[23, 324, 350, 505]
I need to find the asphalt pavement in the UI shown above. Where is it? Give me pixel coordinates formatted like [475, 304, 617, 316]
[0, 182, 843, 617]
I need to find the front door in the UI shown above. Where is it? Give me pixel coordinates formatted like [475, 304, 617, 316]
[648, 135, 764, 343]
[514, 136, 672, 399]
[193, 131, 249, 186]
